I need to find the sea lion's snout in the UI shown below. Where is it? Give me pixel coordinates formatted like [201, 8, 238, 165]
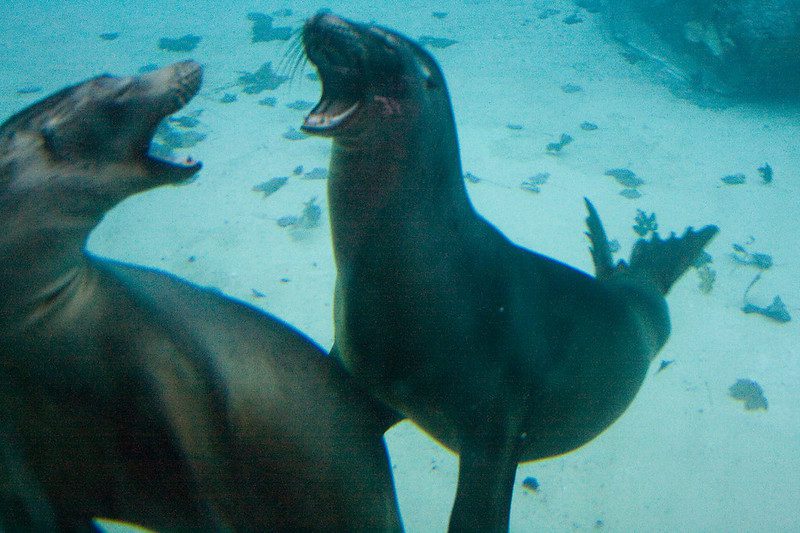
[139, 60, 203, 117]
[302, 13, 367, 134]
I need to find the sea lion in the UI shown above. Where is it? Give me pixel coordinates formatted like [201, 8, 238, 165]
[0, 61, 402, 531]
[300, 13, 718, 532]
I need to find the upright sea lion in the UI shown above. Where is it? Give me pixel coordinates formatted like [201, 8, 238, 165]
[0, 61, 402, 531]
[301, 13, 718, 532]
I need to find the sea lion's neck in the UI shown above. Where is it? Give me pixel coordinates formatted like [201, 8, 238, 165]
[328, 110, 473, 267]
[0, 185, 101, 323]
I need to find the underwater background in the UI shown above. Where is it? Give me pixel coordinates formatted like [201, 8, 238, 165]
[1, 0, 798, 531]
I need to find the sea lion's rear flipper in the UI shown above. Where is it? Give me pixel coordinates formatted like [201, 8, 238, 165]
[628, 225, 718, 295]
[584, 198, 616, 279]
[448, 435, 519, 532]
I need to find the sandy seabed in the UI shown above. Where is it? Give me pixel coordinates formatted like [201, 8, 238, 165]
[1, 0, 798, 531]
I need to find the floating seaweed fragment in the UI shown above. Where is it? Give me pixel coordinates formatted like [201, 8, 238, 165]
[605, 168, 644, 188]
[158, 34, 201, 52]
[697, 265, 716, 293]
[277, 215, 299, 227]
[728, 379, 768, 411]
[283, 127, 307, 140]
[721, 173, 746, 185]
[757, 163, 773, 184]
[418, 36, 458, 48]
[580, 121, 598, 131]
[303, 167, 328, 180]
[521, 173, 550, 193]
[464, 172, 482, 184]
[538, 8, 561, 19]
[561, 83, 583, 94]
[731, 243, 773, 269]
[247, 12, 293, 43]
[16, 86, 42, 95]
[286, 100, 316, 111]
[633, 210, 658, 237]
[741, 274, 791, 323]
[546, 133, 573, 153]
[252, 176, 289, 197]
[281, 198, 323, 239]
[742, 296, 791, 323]
[168, 115, 201, 128]
[656, 359, 673, 373]
[237, 62, 289, 94]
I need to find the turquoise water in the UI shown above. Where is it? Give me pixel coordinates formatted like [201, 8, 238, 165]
[1, 1, 798, 531]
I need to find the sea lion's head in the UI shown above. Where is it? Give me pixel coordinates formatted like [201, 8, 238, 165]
[301, 12, 453, 145]
[0, 61, 202, 215]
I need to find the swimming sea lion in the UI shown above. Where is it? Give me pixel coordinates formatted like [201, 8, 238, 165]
[0, 61, 402, 531]
[301, 13, 718, 532]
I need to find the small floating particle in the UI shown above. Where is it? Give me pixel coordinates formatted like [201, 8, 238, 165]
[506, 123, 524, 130]
[464, 172, 482, 184]
[432, 11, 448, 19]
[168, 115, 201, 128]
[561, 83, 583, 94]
[158, 34, 202, 52]
[99, 32, 119, 41]
[521, 477, 539, 492]
[306, 72, 319, 82]
[656, 359, 673, 373]
[563, 12, 584, 24]
[252, 176, 289, 197]
[16, 86, 43, 95]
[580, 121, 598, 131]
[605, 168, 644, 188]
[220, 93, 237, 104]
[251, 288, 266, 298]
[138, 63, 159, 73]
[286, 99, 315, 111]
[721, 173, 746, 185]
[619, 188, 641, 199]
[293, 165, 304, 175]
[277, 215, 299, 227]
[258, 96, 277, 107]
[546, 133, 573, 153]
[538, 8, 561, 19]
[418, 36, 458, 48]
[282, 127, 307, 141]
[303, 167, 328, 180]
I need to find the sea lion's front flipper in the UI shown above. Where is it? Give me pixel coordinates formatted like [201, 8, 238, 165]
[584, 198, 616, 280]
[449, 436, 519, 532]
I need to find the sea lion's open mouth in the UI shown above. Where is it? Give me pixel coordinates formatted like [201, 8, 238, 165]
[144, 61, 203, 178]
[301, 14, 367, 134]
